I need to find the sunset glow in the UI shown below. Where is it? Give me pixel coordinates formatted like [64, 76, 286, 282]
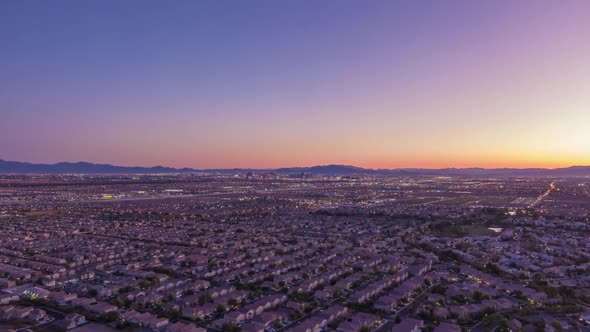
[1, 1, 589, 169]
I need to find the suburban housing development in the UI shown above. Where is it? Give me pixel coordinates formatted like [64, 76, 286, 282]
[0, 173, 589, 332]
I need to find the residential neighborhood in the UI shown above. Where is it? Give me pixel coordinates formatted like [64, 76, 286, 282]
[0, 174, 589, 332]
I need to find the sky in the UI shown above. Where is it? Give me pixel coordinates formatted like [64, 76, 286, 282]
[1, 1, 589, 169]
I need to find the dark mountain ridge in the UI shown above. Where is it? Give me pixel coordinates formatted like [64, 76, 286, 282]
[0, 160, 589, 177]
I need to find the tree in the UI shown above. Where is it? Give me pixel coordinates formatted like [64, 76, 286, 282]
[104, 311, 120, 323]
[550, 321, 563, 332]
[216, 304, 226, 315]
[198, 293, 212, 305]
[485, 263, 502, 275]
[533, 319, 545, 332]
[473, 290, 489, 301]
[114, 298, 126, 308]
[497, 318, 510, 332]
[288, 310, 302, 321]
[273, 318, 282, 329]
[221, 322, 240, 332]
[432, 285, 447, 295]
[451, 295, 468, 305]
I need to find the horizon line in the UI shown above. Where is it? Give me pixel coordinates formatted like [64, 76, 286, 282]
[1, 159, 588, 171]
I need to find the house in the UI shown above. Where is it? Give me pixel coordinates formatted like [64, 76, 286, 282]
[0, 292, 20, 305]
[49, 291, 78, 306]
[0, 305, 15, 319]
[509, 319, 523, 332]
[18, 286, 51, 300]
[65, 313, 87, 326]
[241, 321, 266, 332]
[241, 301, 266, 317]
[225, 310, 246, 323]
[252, 311, 283, 328]
[187, 254, 208, 266]
[432, 306, 449, 319]
[8, 306, 34, 319]
[0, 278, 16, 289]
[374, 295, 398, 312]
[336, 313, 376, 332]
[314, 290, 332, 301]
[182, 307, 204, 320]
[266, 293, 288, 306]
[121, 310, 140, 322]
[285, 301, 307, 312]
[127, 312, 169, 329]
[165, 321, 206, 332]
[449, 305, 470, 320]
[86, 301, 118, 315]
[149, 317, 170, 329]
[210, 318, 235, 330]
[53, 318, 78, 330]
[288, 316, 327, 332]
[182, 305, 215, 320]
[238, 305, 256, 320]
[136, 293, 163, 305]
[391, 318, 423, 332]
[317, 306, 347, 323]
[434, 322, 461, 332]
[70, 297, 97, 308]
[28, 308, 48, 322]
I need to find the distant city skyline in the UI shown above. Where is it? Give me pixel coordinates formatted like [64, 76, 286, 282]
[2, 1, 589, 169]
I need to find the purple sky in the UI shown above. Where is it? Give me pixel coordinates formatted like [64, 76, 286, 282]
[1, 1, 589, 168]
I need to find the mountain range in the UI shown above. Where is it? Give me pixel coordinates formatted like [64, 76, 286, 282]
[0, 159, 589, 177]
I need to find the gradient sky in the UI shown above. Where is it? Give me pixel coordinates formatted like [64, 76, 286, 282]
[1, 1, 589, 169]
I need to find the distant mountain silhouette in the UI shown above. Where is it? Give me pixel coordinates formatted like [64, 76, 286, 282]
[0, 160, 589, 177]
[0, 160, 194, 174]
[276, 165, 590, 177]
[275, 165, 366, 175]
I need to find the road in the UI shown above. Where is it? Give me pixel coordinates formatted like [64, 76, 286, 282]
[529, 181, 556, 208]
